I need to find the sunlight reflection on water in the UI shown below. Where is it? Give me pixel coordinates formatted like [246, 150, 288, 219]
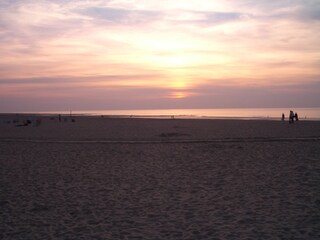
[33, 108, 320, 120]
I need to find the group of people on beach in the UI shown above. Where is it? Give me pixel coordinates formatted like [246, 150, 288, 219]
[282, 110, 299, 123]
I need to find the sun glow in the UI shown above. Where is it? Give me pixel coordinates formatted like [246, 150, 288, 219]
[169, 91, 188, 99]
[168, 77, 190, 89]
[1, 0, 319, 111]
[157, 54, 202, 68]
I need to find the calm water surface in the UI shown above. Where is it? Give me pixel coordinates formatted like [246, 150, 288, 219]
[32, 108, 320, 120]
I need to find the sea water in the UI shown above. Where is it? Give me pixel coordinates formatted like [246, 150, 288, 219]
[30, 108, 320, 120]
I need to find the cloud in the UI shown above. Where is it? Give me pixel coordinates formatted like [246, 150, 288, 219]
[0, 1, 87, 55]
[180, 79, 320, 108]
[78, 6, 161, 24]
[0, 0, 319, 111]
[203, 11, 243, 24]
[297, 3, 320, 21]
[0, 74, 164, 85]
[235, 0, 320, 22]
[1, 77, 319, 112]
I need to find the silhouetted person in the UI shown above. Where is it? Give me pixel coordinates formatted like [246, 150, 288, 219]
[294, 112, 299, 121]
[289, 110, 294, 124]
[281, 113, 285, 121]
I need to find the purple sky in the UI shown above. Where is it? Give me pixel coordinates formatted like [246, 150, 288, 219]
[1, 0, 320, 112]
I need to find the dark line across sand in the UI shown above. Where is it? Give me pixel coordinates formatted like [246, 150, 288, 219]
[1, 136, 320, 144]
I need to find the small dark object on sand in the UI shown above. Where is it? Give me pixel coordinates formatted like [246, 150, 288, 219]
[15, 120, 30, 127]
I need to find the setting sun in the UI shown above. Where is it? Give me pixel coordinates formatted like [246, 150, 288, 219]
[168, 91, 187, 99]
[0, 0, 319, 112]
[1, 2, 320, 239]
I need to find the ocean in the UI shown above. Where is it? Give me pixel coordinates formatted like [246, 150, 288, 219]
[31, 108, 320, 120]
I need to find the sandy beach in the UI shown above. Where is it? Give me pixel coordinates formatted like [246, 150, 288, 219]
[1, 116, 320, 239]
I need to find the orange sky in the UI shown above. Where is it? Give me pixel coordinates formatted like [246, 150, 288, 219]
[0, 0, 319, 111]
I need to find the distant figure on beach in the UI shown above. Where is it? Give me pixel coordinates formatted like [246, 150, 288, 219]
[289, 110, 294, 124]
[294, 112, 299, 121]
[281, 113, 285, 121]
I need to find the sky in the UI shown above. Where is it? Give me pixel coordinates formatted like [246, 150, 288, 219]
[0, 0, 320, 112]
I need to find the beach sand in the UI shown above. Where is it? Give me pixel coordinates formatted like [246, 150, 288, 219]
[1, 116, 320, 239]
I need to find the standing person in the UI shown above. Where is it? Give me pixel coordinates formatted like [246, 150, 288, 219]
[281, 113, 285, 121]
[289, 110, 294, 124]
[294, 112, 299, 121]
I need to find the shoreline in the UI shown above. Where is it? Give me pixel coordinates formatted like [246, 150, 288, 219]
[1, 116, 320, 142]
[1, 113, 319, 121]
[1, 106, 320, 121]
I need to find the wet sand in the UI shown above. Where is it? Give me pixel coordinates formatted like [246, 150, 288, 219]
[1, 116, 320, 239]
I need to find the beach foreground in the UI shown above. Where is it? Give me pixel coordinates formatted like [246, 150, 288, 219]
[1, 117, 320, 239]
